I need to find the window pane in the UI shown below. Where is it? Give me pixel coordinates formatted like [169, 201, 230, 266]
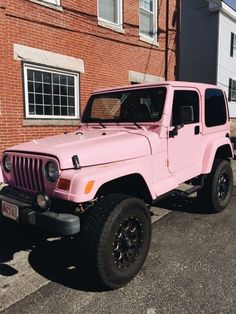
[44, 106, 52, 115]
[28, 70, 34, 81]
[36, 94, 43, 104]
[99, 0, 118, 24]
[25, 67, 77, 118]
[60, 75, 67, 85]
[29, 93, 34, 104]
[140, 10, 154, 37]
[60, 85, 67, 95]
[172, 91, 199, 126]
[53, 74, 60, 84]
[140, 0, 153, 12]
[68, 107, 75, 115]
[53, 84, 60, 95]
[54, 106, 60, 115]
[36, 105, 43, 115]
[68, 97, 74, 106]
[61, 107, 67, 115]
[231, 80, 236, 101]
[35, 71, 42, 82]
[35, 83, 42, 93]
[205, 89, 227, 127]
[44, 84, 51, 94]
[68, 76, 74, 86]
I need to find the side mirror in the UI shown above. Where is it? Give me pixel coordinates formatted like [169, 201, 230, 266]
[179, 106, 194, 124]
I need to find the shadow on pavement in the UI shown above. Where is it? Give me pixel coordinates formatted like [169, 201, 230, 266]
[28, 238, 107, 292]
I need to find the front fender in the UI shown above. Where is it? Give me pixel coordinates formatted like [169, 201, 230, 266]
[53, 155, 156, 203]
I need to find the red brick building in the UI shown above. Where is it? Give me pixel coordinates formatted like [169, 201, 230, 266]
[0, 0, 178, 153]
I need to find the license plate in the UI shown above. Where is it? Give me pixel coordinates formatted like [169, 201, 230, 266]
[1, 201, 19, 221]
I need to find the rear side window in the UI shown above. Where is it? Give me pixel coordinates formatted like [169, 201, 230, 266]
[205, 89, 227, 127]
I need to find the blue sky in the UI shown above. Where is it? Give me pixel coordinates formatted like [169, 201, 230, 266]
[224, 0, 236, 10]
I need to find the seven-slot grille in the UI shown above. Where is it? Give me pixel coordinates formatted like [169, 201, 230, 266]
[12, 155, 45, 192]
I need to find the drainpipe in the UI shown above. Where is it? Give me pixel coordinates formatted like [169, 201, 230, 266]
[165, 0, 169, 80]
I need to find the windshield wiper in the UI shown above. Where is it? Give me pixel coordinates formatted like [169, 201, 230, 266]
[133, 121, 142, 129]
[87, 118, 106, 128]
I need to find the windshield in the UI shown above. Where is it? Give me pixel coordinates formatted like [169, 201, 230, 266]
[82, 87, 166, 123]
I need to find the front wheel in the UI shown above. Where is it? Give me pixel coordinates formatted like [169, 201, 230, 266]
[79, 194, 151, 289]
[198, 159, 233, 213]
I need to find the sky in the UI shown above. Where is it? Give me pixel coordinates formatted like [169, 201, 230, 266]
[224, 0, 236, 10]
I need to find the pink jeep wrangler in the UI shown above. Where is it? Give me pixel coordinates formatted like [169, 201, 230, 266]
[0, 81, 234, 289]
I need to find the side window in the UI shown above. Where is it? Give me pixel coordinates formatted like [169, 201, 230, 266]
[205, 89, 227, 127]
[172, 90, 199, 126]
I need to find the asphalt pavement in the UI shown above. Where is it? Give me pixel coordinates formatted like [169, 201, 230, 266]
[0, 161, 235, 314]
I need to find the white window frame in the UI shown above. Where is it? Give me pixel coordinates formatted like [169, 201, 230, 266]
[98, 0, 123, 28]
[23, 64, 79, 120]
[233, 33, 236, 58]
[140, 0, 157, 41]
[42, 0, 60, 5]
[229, 78, 236, 102]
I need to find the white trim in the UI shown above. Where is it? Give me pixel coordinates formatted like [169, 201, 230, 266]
[43, 0, 60, 5]
[23, 64, 80, 120]
[29, 0, 63, 11]
[97, 0, 123, 28]
[14, 44, 85, 73]
[208, 0, 236, 21]
[129, 70, 164, 83]
[98, 20, 125, 34]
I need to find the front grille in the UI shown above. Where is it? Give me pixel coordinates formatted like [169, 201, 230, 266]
[12, 156, 45, 192]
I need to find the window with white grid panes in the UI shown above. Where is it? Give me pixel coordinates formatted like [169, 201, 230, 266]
[24, 65, 79, 119]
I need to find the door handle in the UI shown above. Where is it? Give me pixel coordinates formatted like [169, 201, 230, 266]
[194, 125, 200, 135]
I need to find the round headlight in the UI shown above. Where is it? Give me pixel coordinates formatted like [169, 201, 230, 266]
[45, 161, 59, 182]
[3, 155, 12, 172]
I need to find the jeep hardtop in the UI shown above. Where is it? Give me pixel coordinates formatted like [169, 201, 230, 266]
[0, 81, 234, 289]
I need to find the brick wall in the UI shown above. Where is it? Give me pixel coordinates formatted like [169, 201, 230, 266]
[0, 0, 178, 153]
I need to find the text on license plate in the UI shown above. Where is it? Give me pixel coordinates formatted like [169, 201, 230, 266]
[1, 201, 19, 221]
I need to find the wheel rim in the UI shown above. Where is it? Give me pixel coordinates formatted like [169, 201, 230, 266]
[217, 171, 230, 201]
[113, 217, 144, 269]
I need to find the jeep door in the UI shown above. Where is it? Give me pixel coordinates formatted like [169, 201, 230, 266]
[167, 89, 203, 180]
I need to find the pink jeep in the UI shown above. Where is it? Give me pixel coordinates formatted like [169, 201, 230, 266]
[0, 81, 234, 289]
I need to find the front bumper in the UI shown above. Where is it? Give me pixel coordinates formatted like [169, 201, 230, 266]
[0, 185, 80, 236]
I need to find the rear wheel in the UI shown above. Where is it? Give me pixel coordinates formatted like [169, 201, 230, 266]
[79, 194, 151, 289]
[198, 159, 233, 212]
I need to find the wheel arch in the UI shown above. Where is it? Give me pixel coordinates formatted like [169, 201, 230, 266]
[202, 139, 234, 174]
[95, 173, 153, 204]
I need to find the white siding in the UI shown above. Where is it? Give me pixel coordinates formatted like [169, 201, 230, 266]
[217, 12, 236, 117]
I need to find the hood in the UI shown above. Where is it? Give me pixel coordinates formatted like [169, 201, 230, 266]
[7, 129, 151, 169]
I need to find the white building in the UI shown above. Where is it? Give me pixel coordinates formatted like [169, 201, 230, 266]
[179, 0, 236, 118]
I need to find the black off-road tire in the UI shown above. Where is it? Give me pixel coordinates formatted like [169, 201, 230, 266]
[79, 194, 151, 289]
[198, 159, 233, 213]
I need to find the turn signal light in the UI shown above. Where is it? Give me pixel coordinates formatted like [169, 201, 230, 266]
[84, 180, 95, 194]
[58, 178, 71, 190]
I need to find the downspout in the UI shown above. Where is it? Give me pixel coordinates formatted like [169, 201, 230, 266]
[165, 0, 169, 80]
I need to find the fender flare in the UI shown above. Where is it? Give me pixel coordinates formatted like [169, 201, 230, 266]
[201, 137, 233, 174]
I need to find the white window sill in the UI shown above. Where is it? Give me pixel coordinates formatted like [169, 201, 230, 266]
[23, 119, 79, 126]
[139, 35, 159, 47]
[29, 0, 63, 12]
[98, 20, 125, 34]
